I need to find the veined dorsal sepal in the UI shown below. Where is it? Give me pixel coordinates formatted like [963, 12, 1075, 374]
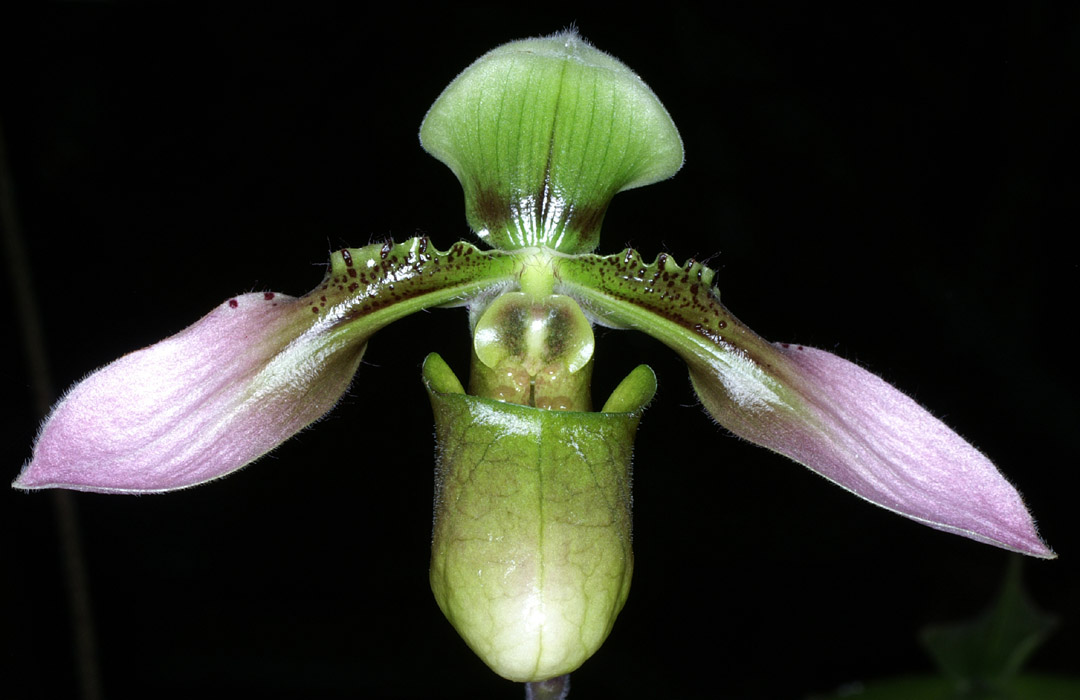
[420, 31, 683, 254]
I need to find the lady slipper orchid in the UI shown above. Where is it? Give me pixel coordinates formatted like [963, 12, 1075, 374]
[15, 30, 1053, 694]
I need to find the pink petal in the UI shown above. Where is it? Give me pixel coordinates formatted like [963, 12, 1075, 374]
[691, 343, 1054, 558]
[14, 292, 366, 493]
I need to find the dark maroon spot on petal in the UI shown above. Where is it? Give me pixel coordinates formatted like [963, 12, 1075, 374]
[380, 242, 392, 259]
[348, 282, 359, 292]
[348, 268, 357, 278]
[342, 249, 353, 266]
[228, 299, 239, 308]
[311, 306, 319, 314]
[321, 296, 327, 302]
[781, 343, 790, 348]
[264, 292, 275, 300]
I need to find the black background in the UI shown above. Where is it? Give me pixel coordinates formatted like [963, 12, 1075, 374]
[3, 4, 1077, 699]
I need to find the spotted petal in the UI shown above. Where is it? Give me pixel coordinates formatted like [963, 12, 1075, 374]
[556, 250, 1054, 558]
[15, 238, 517, 493]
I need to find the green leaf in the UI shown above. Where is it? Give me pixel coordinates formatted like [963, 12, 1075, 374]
[810, 674, 1080, 700]
[424, 354, 656, 682]
[811, 559, 1067, 700]
[921, 556, 1058, 693]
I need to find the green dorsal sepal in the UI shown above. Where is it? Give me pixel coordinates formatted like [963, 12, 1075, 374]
[420, 31, 683, 254]
[423, 354, 656, 683]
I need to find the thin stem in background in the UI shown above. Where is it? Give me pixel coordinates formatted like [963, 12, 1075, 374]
[1, 118, 104, 700]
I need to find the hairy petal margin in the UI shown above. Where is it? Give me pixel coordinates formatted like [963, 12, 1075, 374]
[14, 238, 520, 494]
[691, 343, 1055, 559]
[14, 292, 365, 493]
[556, 250, 1054, 558]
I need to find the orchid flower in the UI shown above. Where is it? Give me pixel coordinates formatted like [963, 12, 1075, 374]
[15, 31, 1053, 694]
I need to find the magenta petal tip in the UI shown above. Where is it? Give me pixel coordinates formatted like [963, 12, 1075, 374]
[15, 292, 365, 494]
[776, 344, 1054, 558]
[693, 342, 1054, 559]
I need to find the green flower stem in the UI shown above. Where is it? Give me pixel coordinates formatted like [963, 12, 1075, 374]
[525, 674, 570, 700]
